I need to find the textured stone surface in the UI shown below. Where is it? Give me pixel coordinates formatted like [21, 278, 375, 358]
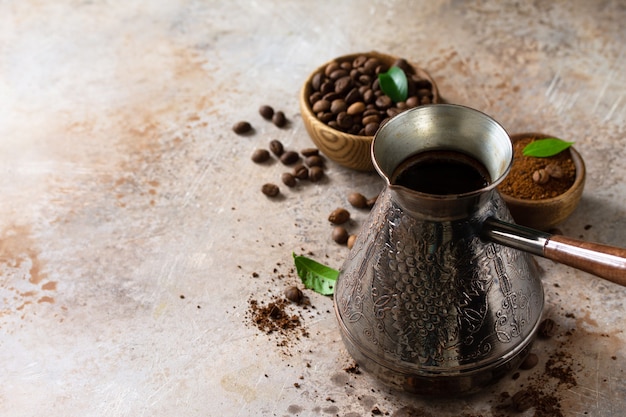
[1, 1, 625, 416]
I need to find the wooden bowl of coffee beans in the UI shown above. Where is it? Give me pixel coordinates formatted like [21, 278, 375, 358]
[299, 51, 440, 171]
[498, 133, 586, 231]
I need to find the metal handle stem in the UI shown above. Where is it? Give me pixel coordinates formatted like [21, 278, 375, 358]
[482, 217, 626, 286]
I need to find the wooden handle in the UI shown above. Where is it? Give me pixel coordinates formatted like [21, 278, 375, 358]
[544, 235, 626, 286]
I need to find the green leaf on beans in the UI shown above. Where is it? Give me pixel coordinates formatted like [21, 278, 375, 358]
[522, 138, 574, 157]
[292, 252, 339, 296]
[377, 66, 408, 103]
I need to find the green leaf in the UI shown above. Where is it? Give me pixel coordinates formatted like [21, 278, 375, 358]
[522, 138, 574, 157]
[292, 252, 339, 296]
[377, 66, 408, 103]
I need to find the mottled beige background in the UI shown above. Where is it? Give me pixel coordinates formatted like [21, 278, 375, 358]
[1, 1, 625, 416]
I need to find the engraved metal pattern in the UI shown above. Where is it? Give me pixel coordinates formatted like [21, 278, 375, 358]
[335, 187, 544, 381]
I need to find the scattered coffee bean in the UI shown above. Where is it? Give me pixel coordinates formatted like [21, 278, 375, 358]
[269, 139, 284, 156]
[280, 150, 300, 165]
[329, 208, 350, 224]
[332, 226, 349, 244]
[251, 148, 270, 163]
[308, 166, 324, 182]
[294, 164, 309, 180]
[538, 318, 557, 338]
[281, 172, 297, 187]
[347, 234, 357, 249]
[261, 183, 280, 197]
[232, 121, 252, 134]
[259, 105, 274, 120]
[511, 389, 535, 412]
[301, 148, 319, 157]
[272, 111, 287, 127]
[532, 168, 550, 184]
[348, 192, 368, 208]
[519, 353, 538, 370]
[284, 286, 304, 304]
[305, 155, 324, 167]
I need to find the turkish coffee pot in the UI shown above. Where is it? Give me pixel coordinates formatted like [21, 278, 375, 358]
[334, 104, 626, 396]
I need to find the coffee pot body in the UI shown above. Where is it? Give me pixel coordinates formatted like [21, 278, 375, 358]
[334, 105, 544, 395]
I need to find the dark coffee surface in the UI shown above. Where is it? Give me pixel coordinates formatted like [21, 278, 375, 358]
[392, 150, 491, 195]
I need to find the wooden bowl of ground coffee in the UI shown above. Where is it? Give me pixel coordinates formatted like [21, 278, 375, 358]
[300, 51, 440, 171]
[498, 133, 586, 231]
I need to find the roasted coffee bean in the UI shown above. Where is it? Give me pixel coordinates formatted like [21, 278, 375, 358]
[545, 163, 564, 179]
[538, 318, 557, 338]
[348, 192, 368, 208]
[320, 81, 334, 95]
[272, 111, 287, 127]
[281, 172, 297, 187]
[347, 235, 357, 249]
[261, 183, 279, 197]
[366, 194, 378, 208]
[334, 76, 353, 95]
[375, 95, 393, 109]
[386, 107, 403, 118]
[358, 74, 372, 85]
[336, 112, 353, 129]
[323, 92, 341, 102]
[232, 121, 252, 134]
[324, 61, 340, 77]
[532, 169, 550, 184]
[294, 164, 309, 180]
[328, 207, 350, 224]
[308, 166, 324, 182]
[305, 155, 323, 167]
[353, 55, 368, 68]
[345, 88, 361, 104]
[269, 139, 284, 156]
[511, 389, 535, 412]
[300, 148, 319, 157]
[312, 99, 331, 113]
[317, 112, 334, 123]
[330, 99, 347, 114]
[393, 58, 412, 75]
[251, 148, 270, 163]
[332, 226, 349, 244]
[309, 91, 322, 104]
[364, 122, 379, 136]
[362, 114, 380, 125]
[329, 68, 349, 80]
[280, 150, 299, 165]
[311, 72, 324, 91]
[347, 101, 366, 115]
[362, 89, 375, 104]
[284, 286, 304, 304]
[363, 57, 381, 74]
[259, 105, 274, 120]
[406, 96, 419, 108]
[519, 353, 538, 370]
